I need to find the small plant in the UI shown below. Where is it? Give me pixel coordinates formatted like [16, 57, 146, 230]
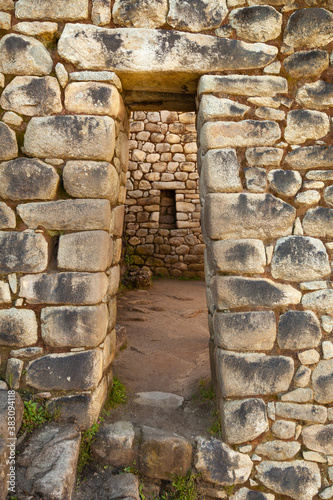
[77, 421, 100, 476]
[21, 399, 57, 433]
[103, 376, 127, 414]
[208, 410, 222, 439]
[122, 460, 140, 475]
[170, 472, 199, 500]
[198, 378, 215, 403]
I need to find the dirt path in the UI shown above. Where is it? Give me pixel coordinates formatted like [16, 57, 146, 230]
[106, 279, 214, 440]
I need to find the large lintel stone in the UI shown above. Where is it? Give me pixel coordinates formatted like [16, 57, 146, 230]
[198, 75, 287, 97]
[58, 25, 278, 92]
[0, 232, 48, 273]
[15, 0, 89, 20]
[24, 115, 115, 161]
[204, 193, 295, 240]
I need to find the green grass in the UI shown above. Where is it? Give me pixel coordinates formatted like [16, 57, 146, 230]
[77, 421, 100, 476]
[21, 399, 59, 433]
[103, 376, 127, 413]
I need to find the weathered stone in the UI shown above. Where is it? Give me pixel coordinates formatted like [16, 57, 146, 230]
[285, 145, 333, 170]
[198, 96, 249, 128]
[140, 426, 192, 479]
[268, 170, 302, 197]
[0, 122, 18, 161]
[24, 115, 115, 161]
[134, 392, 184, 409]
[302, 424, 333, 455]
[230, 488, 275, 500]
[2, 111, 23, 127]
[295, 190, 321, 207]
[322, 341, 333, 359]
[201, 149, 242, 194]
[303, 207, 333, 239]
[58, 25, 278, 93]
[255, 106, 285, 121]
[195, 437, 253, 486]
[302, 288, 333, 314]
[0, 232, 47, 273]
[255, 441, 300, 460]
[113, 0, 168, 28]
[246, 147, 283, 167]
[20, 272, 108, 305]
[205, 193, 295, 240]
[10, 346, 43, 359]
[324, 185, 333, 208]
[168, 0, 227, 32]
[69, 71, 122, 91]
[92, 421, 136, 466]
[319, 486, 333, 499]
[199, 75, 287, 97]
[0, 438, 9, 500]
[0, 0, 14, 9]
[284, 109, 329, 144]
[222, 398, 268, 444]
[0, 34, 52, 75]
[0, 11, 11, 29]
[312, 360, 333, 404]
[278, 310, 321, 350]
[55, 62, 68, 88]
[13, 21, 58, 37]
[26, 349, 102, 390]
[229, 6, 282, 42]
[6, 358, 23, 389]
[97, 472, 139, 500]
[92, 0, 111, 26]
[256, 461, 321, 500]
[213, 311, 276, 351]
[15, 0, 89, 20]
[244, 167, 267, 192]
[296, 81, 333, 110]
[271, 236, 330, 282]
[41, 304, 108, 348]
[0, 281, 11, 303]
[0, 158, 59, 200]
[58, 231, 112, 272]
[281, 388, 314, 402]
[284, 50, 329, 78]
[272, 420, 296, 440]
[275, 402, 327, 423]
[0, 390, 24, 439]
[17, 199, 111, 231]
[0, 203, 16, 229]
[16, 424, 81, 499]
[217, 350, 294, 397]
[211, 276, 301, 310]
[65, 82, 124, 119]
[284, 8, 333, 48]
[208, 239, 266, 274]
[0, 308, 38, 347]
[0, 76, 62, 116]
[63, 161, 119, 203]
[298, 349, 320, 365]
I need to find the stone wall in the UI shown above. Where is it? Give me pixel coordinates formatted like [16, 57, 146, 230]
[125, 110, 204, 278]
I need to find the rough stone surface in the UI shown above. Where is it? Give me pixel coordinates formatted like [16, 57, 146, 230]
[63, 161, 119, 203]
[295, 190, 321, 207]
[26, 350, 102, 390]
[15, 0, 89, 20]
[275, 402, 327, 423]
[244, 167, 267, 192]
[302, 288, 333, 314]
[167, 0, 228, 32]
[284, 8, 333, 48]
[312, 360, 333, 404]
[0, 76, 62, 116]
[134, 392, 184, 409]
[271, 236, 330, 282]
[0, 122, 18, 161]
[113, 0, 168, 28]
[216, 350, 294, 397]
[285, 145, 333, 170]
[255, 440, 301, 460]
[195, 437, 253, 486]
[92, 0, 111, 26]
[0, 34, 53, 75]
[230, 489, 275, 500]
[92, 421, 136, 466]
[229, 6, 282, 42]
[302, 424, 333, 455]
[65, 82, 124, 119]
[13, 21, 59, 38]
[0, 232, 47, 273]
[284, 109, 329, 144]
[303, 207, 333, 238]
[198, 75, 287, 97]
[278, 310, 321, 350]
[0, 390, 24, 439]
[0, 158, 59, 200]
[222, 398, 268, 444]
[17, 199, 111, 231]
[272, 420, 296, 440]
[256, 461, 321, 500]
[296, 81, 333, 110]
[214, 311, 276, 351]
[268, 169, 302, 197]
[198, 95, 249, 127]
[0, 308, 38, 347]
[284, 50, 329, 78]
[41, 304, 108, 347]
[246, 147, 283, 167]
[201, 149, 242, 193]
[0, 202, 16, 229]
[6, 358, 23, 390]
[16, 424, 81, 500]
[208, 239, 266, 274]
[324, 185, 333, 207]
[57, 231, 113, 272]
[205, 193, 295, 240]
[211, 276, 301, 310]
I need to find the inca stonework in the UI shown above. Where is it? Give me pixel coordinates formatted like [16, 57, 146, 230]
[0, 0, 332, 498]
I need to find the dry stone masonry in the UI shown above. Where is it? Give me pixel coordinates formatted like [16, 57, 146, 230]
[0, 0, 332, 498]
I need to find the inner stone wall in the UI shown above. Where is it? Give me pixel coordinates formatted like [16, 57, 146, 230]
[125, 110, 204, 278]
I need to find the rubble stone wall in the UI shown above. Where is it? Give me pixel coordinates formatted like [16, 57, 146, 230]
[125, 110, 204, 279]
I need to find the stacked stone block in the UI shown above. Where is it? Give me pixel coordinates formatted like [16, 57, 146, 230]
[125, 111, 204, 279]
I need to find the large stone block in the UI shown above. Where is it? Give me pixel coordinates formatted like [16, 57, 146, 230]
[255, 441, 301, 460]
[302, 424, 333, 455]
[0, 158, 59, 200]
[92, 421, 136, 466]
[24, 115, 115, 161]
[0, 34, 52, 75]
[0, 309, 38, 347]
[26, 349, 103, 390]
[15, 0, 89, 20]
[229, 6, 282, 42]
[283, 7, 333, 48]
[278, 311, 321, 350]
[256, 461, 321, 500]
[41, 304, 108, 347]
[312, 360, 333, 404]
[208, 239, 266, 274]
[296, 80, 333, 110]
[65, 82, 124, 119]
[0, 203, 16, 229]
[17, 199, 111, 231]
[19, 272, 109, 305]
[0, 232, 47, 273]
[201, 149, 242, 193]
[201, 120, 281, 151]
[195, 437, 252, 486]
[221, 398, 268, 444]
[303, 207, 333, 238]
[0, 122, 18, 161]
[211, 276, 301, 309]
[284, 51, 329, 79]
[198, 75, 287, 97]
[167, 0, 227, 32]
[302, 288, 333, 314]
[285, 145, 333, 170]
[284, 109, 329, 144]
[57, 231, 113, 272]
[214, 311, 276, 351]
[63, 161, 119, 204]
[58, 25, 278, 93]
[113, 0, 168, 28]
[198, 96, 249, 128]
[216, 350, 294, 397]
[204, 193, 295, 240]
[245, 147, 283, 166]
[0, 76, 62, 116]
[275, 402, 327, 423]
[271, 236, 330, 282]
